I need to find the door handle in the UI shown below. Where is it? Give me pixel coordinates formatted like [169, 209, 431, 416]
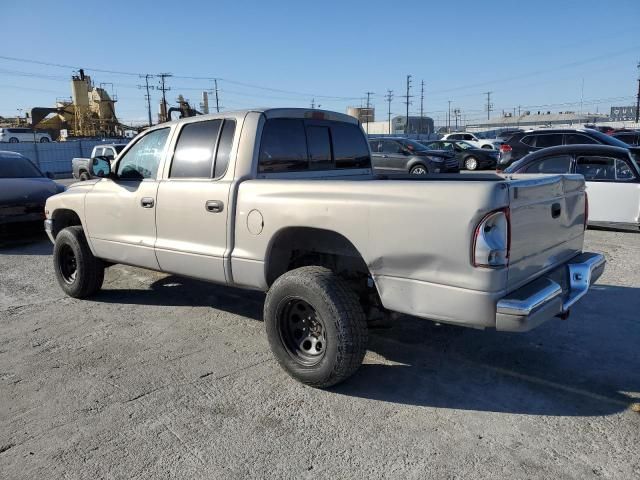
[140, 197, 154, 208]
[551, 202, 562, 218]
[205, 200, 224, 213]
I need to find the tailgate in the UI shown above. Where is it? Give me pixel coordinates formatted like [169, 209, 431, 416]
[507, 174, 586, 291]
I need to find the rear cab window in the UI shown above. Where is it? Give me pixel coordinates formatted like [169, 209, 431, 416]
[258, 118, 371, 173]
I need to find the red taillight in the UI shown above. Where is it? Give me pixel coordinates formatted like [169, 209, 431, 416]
[472, 208, 511, 268]
[584, 192, 589, 230]
[499, 144, 512, 153]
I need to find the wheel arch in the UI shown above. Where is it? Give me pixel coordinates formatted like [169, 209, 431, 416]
[50, 208, 83, 239]
[264, 226, 373, 288]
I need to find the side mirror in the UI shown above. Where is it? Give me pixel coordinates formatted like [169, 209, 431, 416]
[45, 171, 55, 179]
[89, 155, 112, 178]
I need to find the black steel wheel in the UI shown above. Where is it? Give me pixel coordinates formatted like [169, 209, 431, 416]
[265, 266, 368, 388]
[53, 226, 104, 298]
[277, 298, 327, 366]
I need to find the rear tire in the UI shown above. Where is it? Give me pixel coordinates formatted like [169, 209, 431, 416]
[79, 171, 90, 181]
[53, 226, 104, 298]
[464, 156, 478, 170]
[8, 137, 18, 143]
[264, 266, 368, 388]
[40, 137, 50, 143]
[481, 145, 493, 149]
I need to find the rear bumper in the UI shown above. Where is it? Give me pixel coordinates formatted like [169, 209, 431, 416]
[495, 252, 605, 332]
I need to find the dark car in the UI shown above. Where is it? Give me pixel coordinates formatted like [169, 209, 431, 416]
[497, 128, 632, 169]
[0, 151, 64, 238]
[612, 130, 640, 146]
[504, 144, 640, 229]
[368, 137, 459, 174]
[420, 139, 499, 170]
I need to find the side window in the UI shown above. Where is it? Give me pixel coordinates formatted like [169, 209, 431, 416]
[464, 134, 474, 141]
[104, 148, 115, 160]
[171, 120, 222, 178]
[534, 134, 563, 148]
[368, 140, 380, 153]
[576, 156, 616, 181]
[381, 140, 401, 154]
[330, 123, 370, 168]
[615, 159, 636, 181]
[214, 119, 236, 178]
[117, 128, 170, 180]
[524, 155, 572, 174]
[306, 126, 332, 169]
[520, 135, 535, 147]
[93, 147, 104, 157]
[564, 134, 597, 145]
[259, 118, 308, 173]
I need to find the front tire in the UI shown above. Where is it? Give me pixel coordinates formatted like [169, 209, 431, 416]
[264, 266, 368, 388]
[53, 226, 104, 298]
[464, 156, 478, 170]
[409, 164, 428, 175]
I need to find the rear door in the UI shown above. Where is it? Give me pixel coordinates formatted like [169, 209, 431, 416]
[575, 154, 640, 224]
[154, 118, 237, 283]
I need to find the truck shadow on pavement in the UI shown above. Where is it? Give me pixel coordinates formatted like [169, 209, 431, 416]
[335, 284, 640, 417]
[93, 274, 266, 321]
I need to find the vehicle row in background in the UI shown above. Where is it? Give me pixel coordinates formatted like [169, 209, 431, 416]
[440, 132, 499, 150]
[505, 144, 640, 230]
[497, 128, 632, 169]
[368, 137, 459, 174]
[0, 151, 64, 239]
[72, 143, 127, 180]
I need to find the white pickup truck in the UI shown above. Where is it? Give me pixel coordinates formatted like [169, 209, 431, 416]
[71, 143, 127, 181]
[44, 108, 604, 387]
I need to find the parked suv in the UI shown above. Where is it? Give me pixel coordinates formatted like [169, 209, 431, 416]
[498, 128, 631, 168]
[0, 127, 52, 143]
[368, 137, 459, 174]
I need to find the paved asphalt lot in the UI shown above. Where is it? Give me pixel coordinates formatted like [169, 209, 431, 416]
[0, 228, 638, 479]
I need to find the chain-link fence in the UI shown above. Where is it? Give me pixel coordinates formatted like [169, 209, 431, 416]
[1, 140, 130, 177]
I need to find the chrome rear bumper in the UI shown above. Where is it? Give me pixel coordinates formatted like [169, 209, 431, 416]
[496, 252, 605, 332]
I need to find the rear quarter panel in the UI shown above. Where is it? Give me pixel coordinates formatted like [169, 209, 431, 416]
[232, 178, 511, 297]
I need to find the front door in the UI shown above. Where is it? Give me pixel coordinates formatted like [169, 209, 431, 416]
[84, 127, 172, 269]
[154, 118, 237, 284]
[377, 140, 406, 172]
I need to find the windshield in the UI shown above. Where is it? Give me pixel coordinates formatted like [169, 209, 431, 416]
[587, 129, 632, 148]
[403, 139, 428, 152]
[0, 155, 43, 178]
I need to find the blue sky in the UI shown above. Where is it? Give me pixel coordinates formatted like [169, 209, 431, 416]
[2, 0, 639, 126]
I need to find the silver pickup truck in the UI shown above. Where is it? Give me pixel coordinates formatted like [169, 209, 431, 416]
[71, 143, 127, 180]
[44, 108, 604, 388]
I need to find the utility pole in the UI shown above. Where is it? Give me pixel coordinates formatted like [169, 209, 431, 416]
[385, 89, 394, 134]
[365, 91, 374, 133]
[447, 100, 452, 133]
[214, 78, 220, 113]
[484, 91, 493, 121]
[636, 61, 640, 123]
[137, 74, 155, 127]
[453, 108, 460, 130]
[420, 80, 425, 134]
[157, 73, 172, 123]
[402, 75, 413, 134]
[311, 98, 315, 109]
